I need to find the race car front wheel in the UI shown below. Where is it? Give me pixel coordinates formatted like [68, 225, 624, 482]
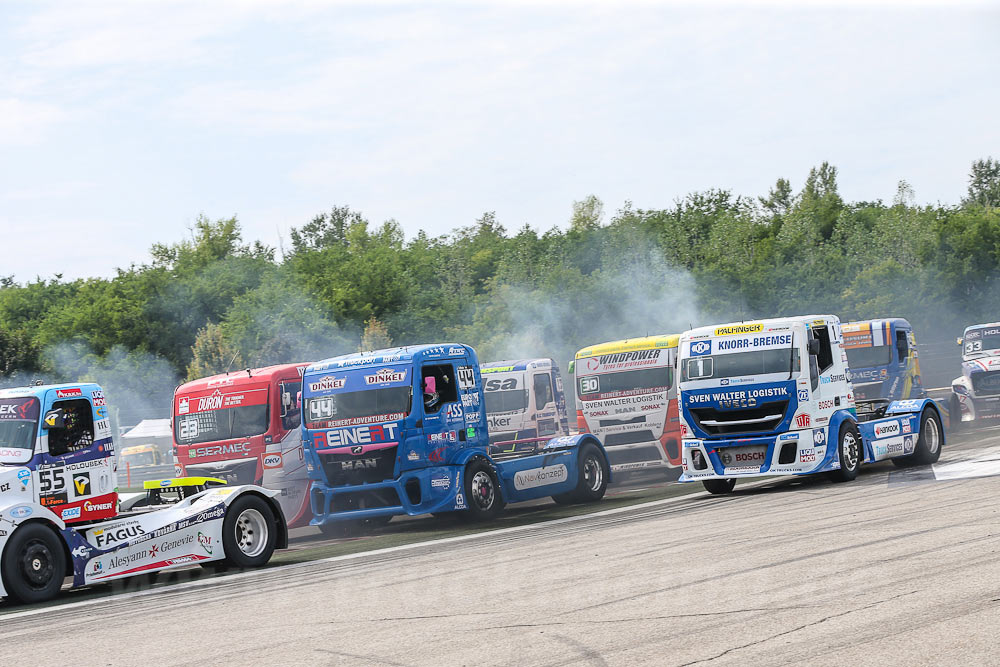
[221, 494, 278, 569]
[1, 523, 67, 604]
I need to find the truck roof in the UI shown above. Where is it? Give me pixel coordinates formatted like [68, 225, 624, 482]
[575, 334, 679, 359]
[480, 359, 553, 372]
[965, 322, 1000, 333]
[307, 344, 475, 374]
[680, 315, 837, 342]
[0, 382, 101, 400]
[177, 363, 308, 394]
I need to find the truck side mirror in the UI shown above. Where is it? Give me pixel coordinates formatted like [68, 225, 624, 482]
[807, 339, 820, 356]
[956, 337, 963, 346]
[42, 408, 64, 429]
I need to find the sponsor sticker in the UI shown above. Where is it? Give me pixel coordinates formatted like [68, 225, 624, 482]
[714, 323, 763, 336]
[690, 340, 712, 356]
[262, 453, 282, 469]
[513, 465, 569, 490]
[873, 420, 900, 438]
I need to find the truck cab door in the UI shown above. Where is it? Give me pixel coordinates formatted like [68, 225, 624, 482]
[532, 372, 558, 437]
[419, 359, 466, 462]
[808, 324, 842, 427]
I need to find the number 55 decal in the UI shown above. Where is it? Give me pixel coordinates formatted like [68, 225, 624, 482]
[38, 468, 67, 493]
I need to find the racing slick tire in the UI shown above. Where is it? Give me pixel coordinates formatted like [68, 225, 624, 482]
[459, 459, 505, 522]
[829, 423, 862, 482]
[552, 443, 610, 504]
[1, 523, 67, 604]
[219, 494, 278, 569]
[910, 408, 944, 466]
[702, 478, 736, 495]
[949, 394, 963, 433]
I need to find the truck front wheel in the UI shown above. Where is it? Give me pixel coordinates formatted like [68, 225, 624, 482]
[830, 424, 862, 482]
[1, 523, 67, 604]
[702, 479, 736, 495]
[219, 494, 278, 569]
[460, 460, 504, 522]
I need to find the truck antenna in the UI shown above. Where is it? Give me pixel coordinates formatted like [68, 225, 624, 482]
[246, 368, 252, 378]
[224, 352, 239, 374]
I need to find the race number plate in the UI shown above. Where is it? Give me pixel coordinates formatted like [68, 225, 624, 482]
[717, 444, 768, 470]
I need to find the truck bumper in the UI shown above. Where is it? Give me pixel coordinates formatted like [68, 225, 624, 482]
[309, 466, 462, 525]
[678, 430, 837, 482]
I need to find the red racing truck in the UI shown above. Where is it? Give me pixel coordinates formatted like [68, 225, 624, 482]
[172, 364, 311, 527]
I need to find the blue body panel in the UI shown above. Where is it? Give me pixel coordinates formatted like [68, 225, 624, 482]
[301, 345, 608, 525]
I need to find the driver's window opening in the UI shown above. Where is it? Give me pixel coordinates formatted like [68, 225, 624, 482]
[533, 373, 554, 411]
[895, 330, 909, 364]
[50, 398, 94, 455]
[280, 380, 302, 431]
[813, 326, 834, 374]
[422, 364, 458, 414]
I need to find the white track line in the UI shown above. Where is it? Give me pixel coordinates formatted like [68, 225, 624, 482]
[1, 484, 747, 620]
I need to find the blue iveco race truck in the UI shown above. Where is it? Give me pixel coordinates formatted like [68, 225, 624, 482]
[676, 315, 945, 495]
[301, 344, 610, 533]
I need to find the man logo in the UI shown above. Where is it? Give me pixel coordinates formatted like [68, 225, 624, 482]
[691, 341, 712, 356]
[351, 445, 364, 455]
[73, 473, 91, 496]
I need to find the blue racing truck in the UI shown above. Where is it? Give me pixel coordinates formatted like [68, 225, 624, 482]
[301, 344, 610, 532]
[676, 315, 945, 494]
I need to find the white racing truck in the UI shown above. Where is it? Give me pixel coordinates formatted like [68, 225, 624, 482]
[951, 322, 1000, 429]
[0, 383, 287, 604]
[677, 316, 945, 494]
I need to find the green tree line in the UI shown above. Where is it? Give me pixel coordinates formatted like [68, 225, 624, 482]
[2, 160, 999, 419]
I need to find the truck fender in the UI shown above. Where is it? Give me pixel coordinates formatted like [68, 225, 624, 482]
[541, 434, 612, 484]
[819, 410, 858, 469]
[0, 502, 70, 599]
[884, 397, 937, 415]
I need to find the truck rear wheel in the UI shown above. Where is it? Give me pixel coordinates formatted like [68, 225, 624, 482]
[949, 395, 963, 433]
[220, 494, 277, 569]
[702, 479, 736, 495]
[460, 459, 504, 522]
[1, 523, 67, 604]
[911, 408, 943, 465]
[829, 423, 862, 482]
[552, 443, 609, 504]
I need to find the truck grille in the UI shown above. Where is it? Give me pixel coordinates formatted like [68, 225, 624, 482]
[972, 371, 1000, 396]
[688, 400, 789, 436]
[603, 430, 655, 447]
[321, 446, 398, 486]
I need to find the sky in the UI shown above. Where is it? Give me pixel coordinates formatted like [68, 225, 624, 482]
[1, 1, 998, 282]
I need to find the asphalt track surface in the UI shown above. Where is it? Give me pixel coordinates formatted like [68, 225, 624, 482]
[4, 426, 1000, 666]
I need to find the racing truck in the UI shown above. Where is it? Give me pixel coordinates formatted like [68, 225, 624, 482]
[676, 316, 945, 494]
[173, 363, 312, 527]
[841, 318, 925, 401]
[301, 344, 610, 532]
[573, 335, 682, 474]
[481, 358, 570, 453]
[951, 322, 1000, 429]
[0, 383, 287, 603]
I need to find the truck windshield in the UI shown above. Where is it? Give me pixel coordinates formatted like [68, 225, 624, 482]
[0, 397, 39, 453]
[683, 348, 801, 381]
[845, 345, 892, 369]
[175, 405, 269, 445]
[964, 329, 1000, 356]
[305, 387, 411, 429]
[578, 366, 673, 398]
[485, 390, 527, 413]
